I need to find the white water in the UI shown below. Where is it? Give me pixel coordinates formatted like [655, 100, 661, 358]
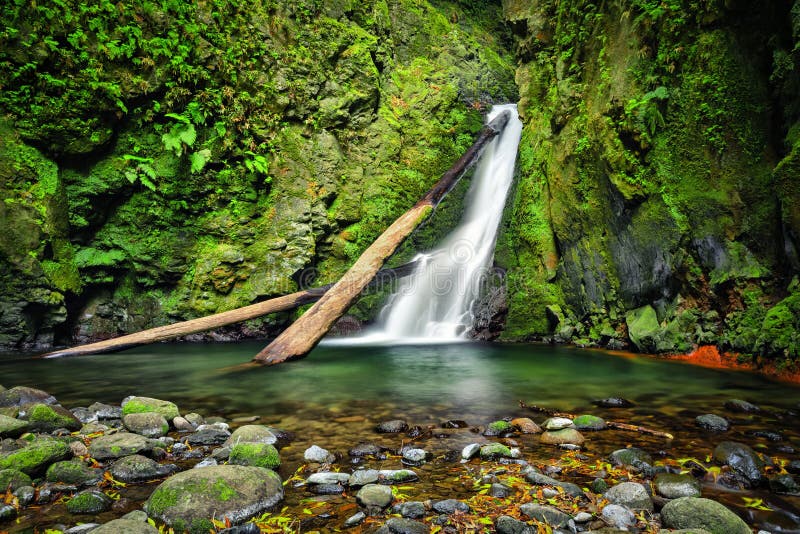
[328, 104, 523, 345]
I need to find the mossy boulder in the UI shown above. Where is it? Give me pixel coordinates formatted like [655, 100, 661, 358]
[66, 489, 112, 514]
[626, 305, 661, 352]
[144, 465, 283, 533]
[122, 397, 180, 421]
[483, 420, 513, 436]
[654, 473, 702, 498]
[0, 469, 32, 491]
[88, 432, 158, 461]
[223, 425, 277, 447]
[540, 428, 585, 445]
[0, 438, 71, 475]
[123, 412, 170, 438]
[45, 460, 101, 485]
[661, 497, 749, 534]
[228, 442, 280, 470]
[25, 403, 81, 432]
[0, 387, 56, 407]
[0, 414, 28, 438]
[573, 414, 606, 430]
[479, 443, 513, 459]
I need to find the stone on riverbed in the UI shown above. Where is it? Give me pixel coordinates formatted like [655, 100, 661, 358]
[88, 402, 122, 420]
[654, 472, 701, 498]
[610, 447, 653, 473]
[402, 448, 427, 465]
[462, 443, 481, 460]
[0, 468, 32, 491]
[45, 460, 101, 485]
[601, 504, 636, 530]
[304, 445, 334, 463]
[0, 437, 71, 475]
[356, 483, 393, 512]
[145, 465, 283, 533]
[511, 417, 541, 434]
[89, 432, 158, 461]
[519, 503, 570, 527]
[91, 518, 159, 534]
[712, 441, 764, 487]
[66, 489, 112, 514]
[349, 442, 383, 458]
[572, 414, 606, 430]
[123, 413, 169, 438]
[122, 396, 180, 421]
[349, 469, 379, 486]
[432, 499, 470, 514]
[378, 469, 418, 483]
[495, 515, 532, 534]
[724, 399, 760, 413]
[480, 443, 513, 459]
[769, 474, 800, 495]
[593, 397, 634, 408]
[307, 472, 350, 485]
[0, 414, 28, 437]
[484, 420, 513, 436]
[394, 501, 426, 519]
[696, 414, 729, 432]
[0, 386, 57, 407]
[661, 496, 750, 534]
[228, 443, 280, 469]
[186, 427, 230, 446]
[25, 403, 82, 432]
[375, 420, 408, 433]
[540, 428, 585, 445]
[375, 517, 428, 534]
[604, 481, 653, 511]
[223, 425, 277, 447]
[110, 454, 178, 482]
[524, 469, 585, 498]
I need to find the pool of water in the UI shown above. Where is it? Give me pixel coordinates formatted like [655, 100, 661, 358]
[1, 342, 799, 532]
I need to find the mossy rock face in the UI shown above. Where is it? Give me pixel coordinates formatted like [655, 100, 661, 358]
[0, 468, 32, 491]
[626, 306, 660, 352]
[573, 415, 606, 431]
[45, 460, 101, 485]
[24, 403, 81, 432]
[0, 438, 71, 475]
[88, 432, 157, 461]
[144, 465, 283, 534]
[122, 397, 180, 421]
[479, 443, 513, 459]
[483, 420, 513, 436]
[228, 443, 280, 470]
[66, 489, 112, 514]
[661, 497, 750, 534]
[0, 414, 28, 438]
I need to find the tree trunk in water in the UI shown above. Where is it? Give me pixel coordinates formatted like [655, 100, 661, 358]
[39, 262, 419, 359]
[253, 109, 512, 365]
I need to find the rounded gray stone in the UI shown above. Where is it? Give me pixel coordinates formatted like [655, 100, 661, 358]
[223, 425, 277, 447]
[304, 445, 334, 463]
[356, 483, 393, 509]
[713, 441, 764, 486]
[91, 518, 159, 534]
[89, 432, 156, 461]
[110, 454, 178, 482]
[601, 504, 636, 529]
[604, 481, 653, 511]
[66, 489, 112, 514]
[123, 412, 169, 438]
[661, 497, 750, 534]
[696, 413, 729, 432]
[654, 472, 702, 498]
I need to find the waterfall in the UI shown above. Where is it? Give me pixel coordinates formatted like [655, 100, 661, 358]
[330, 104, 523, 345]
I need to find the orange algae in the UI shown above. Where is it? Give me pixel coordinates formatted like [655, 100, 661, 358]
[668, 345, 800, 385]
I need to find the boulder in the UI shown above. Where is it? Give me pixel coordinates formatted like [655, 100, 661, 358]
[572, 414, 606, 430]
[519, 503, 570, 527]
[348, 469, 379, 487]
[539, 428, 585, 445]
[307, 472, 350, 485]
[356, 483, 393, 512]
[395, 501, 426, 519]
[661, 497, 750, 534]
[89, 432, 157, 461]
[604, 481, 653, 511]
[768, 474, 800, 495]
[145, 465, 283, 533]
[712, 441, 764, 487]
[610, 447, 653, 473]
[0, 468, 32, 491]
[0, 414, 27, 438]
[349, 443, 382, 457]
[495, 515, 533, 534]
[223, 425, 277, 447]
[90, 519, 159, 534]
[524, 470, 584, 498]
[110, 454, 178, 482]
[122, 396, 180, 420]
[462, 443, 481, 460]
[626, 305, 660, 352]
[543, 417, 573, 430]
[654, 472, 702, 498]
[724, 399, 759, 413]
[87, 402, 122, 419]
[24, 403, 81, 432]
[432, 499, 469, 514]
[480, 443, 513, 459]
[0, 386, 56, 407]
[228, 443, 280, 469]
[601, 504, 636, 530]
[484, 420, 513, 436]
[375, 517, 428, 534]
[123, 413, 169, 438]
[186, 428, 230, 446]
[0, 438, 71, 475]
[375, 420, 408, 433]
[66, 489, 112, 514]
[45, 460, 102, 485]
[511, 417, 542, 434]
[696, 414, 729, 432]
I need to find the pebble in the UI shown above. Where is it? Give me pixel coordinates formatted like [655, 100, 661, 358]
[695, 413, 730, 431]
[544, 417, 573, 430]
[432, 499, 470, 514]
[593, 397, 635, 407]
[395, 501, 426, 519]
[344, 511, 366, 527]
[356, 484, 393, 511]
[724, 399, 760, 412]
[402, 448, 427, 464]
[304, 445, 335, 463]
[602, 504, 636, 529]
[307, 472, 350, 485]
[375, 420, 408, 433]
[462, 443, 481, 460]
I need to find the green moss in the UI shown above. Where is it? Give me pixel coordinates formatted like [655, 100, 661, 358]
[755, 291, 800, 365]
[0, 438, 71, 475]
[229, 443, 280, 470]
[145, 486, 180, 516]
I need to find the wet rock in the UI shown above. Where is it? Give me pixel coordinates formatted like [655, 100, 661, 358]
[654, 472, 702, 498]
[490, 483, 513, 498]
[79, 422, 109, 436]
[307, 472, 350, 485]
[593, 397, 634, 408]
[0, 468, 32, 491]
[604, 482, 653, 511]
[344, 511, 366, 527]
[194, 458, 217, 468]
[696, 414, 729, 432]
[45, 460, 101, 485]
[484, 420, 513, 436]
[304, 445, 334, 463]
[173, 416, 195, 432]
[573, 511, 592, 522]
[88, 402, 122, 420]
[402, 448, 427, 465]
[349, 442, 382, 457]
[661, 496, 750, 534]
[356, 483, 393, 512]
[145, 465, 284, 532]
[184, 413, 205, 427]
[91, 518, 159, 533]
[405, 425, 428, 439]
[123, 413, 169, 438]
[122, 396, 180, 420]
[66, 489, 112, 514]
[591, 477, 608, 493]
[610, 447, 653, 474]
[480, 443, 513, 459]
[749, 430, 783, 441]
[71, 407, 96, 424]
[462, 443, 481, 460]
[432, 499, 469, 514]
[186, 428, 231, 446]
[724, 399, 760, 413]
[768, 474, 800, 495]
[788, 460, 800, 474]
[524, 469, 585, 498]
[110, 454, 178, 482]
[0, 386, 57, 407]
[0, 437, 71, 475]
[375, 420, 408, 433]
[601, 504, 636, 530]
[712, 441, 764, 487]
[511, 417, 541, 434]
[70, 441, 89, 457]
[495, 515, 533, 534]
[0, 414, 28, 437]
[519, 503, 570, 527]
[310, 483, 345, 495]
[14, 485, 34, 506]
[89, 432, 156, 461]
[229, 443, 280, 469]
[395, 501, 426, 519]
[379, 469, 418, 483]
[540, 428, 585, 445]
[223, 425, 277, 447]
[349, 469, 379, 486]
[442, 420, 468, 428]
[218, 523, 261, 534]
[572, 414, 606, 430]
[375, 517, 428, 534]
[0, 505, 16, 521]
[542, 417, 573, 430]
[25, 403, 82, 432]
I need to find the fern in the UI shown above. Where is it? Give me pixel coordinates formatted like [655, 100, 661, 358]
[190, 148, 211, 174]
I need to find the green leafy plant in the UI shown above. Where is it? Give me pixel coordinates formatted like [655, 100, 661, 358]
[121, 154, 158, 191]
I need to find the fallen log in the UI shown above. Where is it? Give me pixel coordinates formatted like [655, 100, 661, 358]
[518, 400, 674, 440]
[253, 109, 512, 365]
[38, 262, 418, 359]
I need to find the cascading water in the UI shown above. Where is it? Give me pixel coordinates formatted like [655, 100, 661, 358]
[329, 104, 523, 345]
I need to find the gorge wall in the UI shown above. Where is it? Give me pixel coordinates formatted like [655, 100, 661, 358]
[1, 0, 798, 369]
